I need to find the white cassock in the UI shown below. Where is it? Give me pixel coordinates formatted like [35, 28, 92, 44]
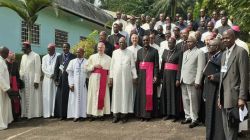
[110, 49, 137, 114]
[66, 58, 88, 118]
[141, 23, 150, 30]
[127, 45, 142, 62]
[41, 53, 59, 118]
[125, 23, 136, 35]
[86, 54, 111, 116]
[0, 56, 13, 130]
[19, 51, 42, 119]
[151, 43, 162, 98]
[127, 45, 142, 101]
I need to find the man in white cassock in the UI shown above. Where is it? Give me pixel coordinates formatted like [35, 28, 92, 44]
[127, 34, 141, 110]
[110, 37, 137, 123]
[19, 42, 42, 119]
[0, 47, 13, 130]
[86, 42, 111, 121]
[42, 43, 59, 118]
[66, 48, 88, 122]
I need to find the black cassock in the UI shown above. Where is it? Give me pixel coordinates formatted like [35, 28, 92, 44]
[7, 61, 22, 119]
[159, 49, 183, 118]
[53, 53, 75, 118]
[135, 47, 159, 119]
[203, 52, 225, 140]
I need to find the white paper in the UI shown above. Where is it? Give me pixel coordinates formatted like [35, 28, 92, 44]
[239, 105, 248, 122]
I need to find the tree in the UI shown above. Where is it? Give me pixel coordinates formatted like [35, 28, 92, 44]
[150, 0, 195, 19]
[71, 30, 98, 59]
[194, 0, 250, 41]
[0, 0, 57, 43]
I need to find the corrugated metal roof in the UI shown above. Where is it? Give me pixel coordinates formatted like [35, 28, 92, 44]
[56, 0, 113, 27]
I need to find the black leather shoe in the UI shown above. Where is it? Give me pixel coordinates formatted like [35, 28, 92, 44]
[99, 117, 105, 121]
[120, 118, 128, 124]
[163, 116, 170, 120]
[73, 118, 79, 122]
[172, 117, 179, 122]
[189, 121, 199, 128]
[89, 117, 95, 122]
[112, 118, 119, 123]
[181, 119, 192, 124]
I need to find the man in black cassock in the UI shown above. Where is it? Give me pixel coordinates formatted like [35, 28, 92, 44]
[135, 35, 159, 121]
[53, 43, 75, 120]
[203, 39, 225, 140]
[93, 31, 114, 57]
[159, 37, 183, 122]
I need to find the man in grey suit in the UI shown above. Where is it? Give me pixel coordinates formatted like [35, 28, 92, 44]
[218, 29, 249, 140]
[180, 35, 206, 128]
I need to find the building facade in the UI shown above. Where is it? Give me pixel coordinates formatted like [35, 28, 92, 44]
[0, 0, 113, 55]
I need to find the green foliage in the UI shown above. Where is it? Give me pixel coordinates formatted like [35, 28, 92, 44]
[71, 30, 98, 59]
[194, 0, 250, 41]
[100, 0, 196, 19]
[100, 0, 155, 16]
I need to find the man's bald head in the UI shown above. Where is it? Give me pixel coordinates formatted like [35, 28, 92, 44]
[143, 35, 150, 47]
[209, 38, 221, 46]
[99, 31, 107, 42]
[0, 46, 9, 59]
[76, 48, 84, 58]
[97, 42, 106, 54]
[131, 34, 139, 45]
[47, 43, 56, 56]
[208, 38, 221, 54]
[187, 35, 197, 50]
[119, 37, 127, 50]
[222, 29, 236, 49]
[157, 25, 163, 34]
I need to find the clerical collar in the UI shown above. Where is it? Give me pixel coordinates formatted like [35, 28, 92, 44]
[98, 53, 104, 57]
[77, 57, 84, 61]
[169, 48, 176, 52]
[132, 44, 138, 47]
[189, 46, 196, 50]
[50, 53, 56, 57]
[212, 51, 221, 58]
[144, 46, 150, 50]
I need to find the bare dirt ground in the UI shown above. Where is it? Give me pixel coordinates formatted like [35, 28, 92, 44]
[0, 118, 249, 140]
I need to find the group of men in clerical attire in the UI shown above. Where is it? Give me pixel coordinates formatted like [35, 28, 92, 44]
[0, 8, 249, 140]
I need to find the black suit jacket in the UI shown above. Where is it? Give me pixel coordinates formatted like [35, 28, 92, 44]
[107, 33, 124, 46]
[135, 27, 145, 37]
[218, 45, 249, 108]
[145, 29, 158, 36]
[53, 53, 76, 84]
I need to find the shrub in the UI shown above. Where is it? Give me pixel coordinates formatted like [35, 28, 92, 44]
[71, 30, 98, 59]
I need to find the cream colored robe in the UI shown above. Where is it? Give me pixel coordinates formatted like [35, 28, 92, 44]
[0, 56, 13, 130]
[86, 54, 111, 116]
[19, 51, 42, 118]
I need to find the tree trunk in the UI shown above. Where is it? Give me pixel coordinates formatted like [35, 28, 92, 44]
[170, 0, 176, 20]
[27, 24, 32, 43]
